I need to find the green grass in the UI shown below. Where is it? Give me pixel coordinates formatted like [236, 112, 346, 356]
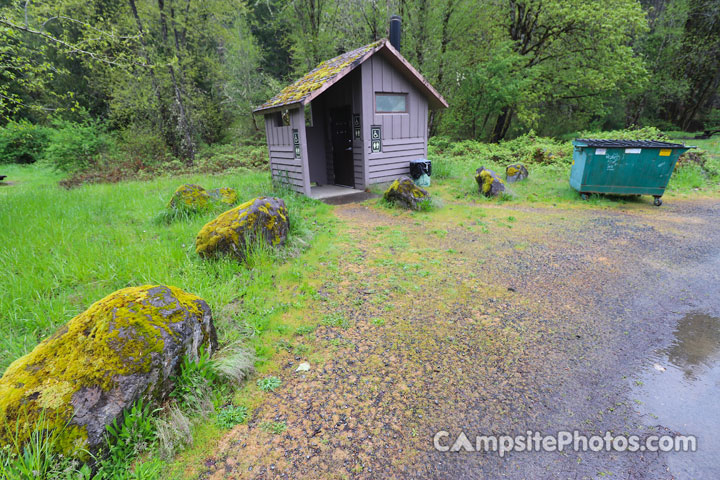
[0, 163, 334, 372]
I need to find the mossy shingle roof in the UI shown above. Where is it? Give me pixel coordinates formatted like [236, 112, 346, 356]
[255, 41, 383, 112]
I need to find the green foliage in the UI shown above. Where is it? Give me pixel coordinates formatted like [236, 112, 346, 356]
[216, 405, 249, 429]
[154, 406, 192, 461]
[0, 120, 49, 164]
[259, 421, 286, 434]
[576, 126, 669, 141]
[257, 376, 282, 392]
[294, 325, 317, 336]
[44, 119, 110, 172]
[321, 312, 349, 328]
[170, 347, 218, 412]
[95, 399, 158, 478]
[0, 413, 91, 480]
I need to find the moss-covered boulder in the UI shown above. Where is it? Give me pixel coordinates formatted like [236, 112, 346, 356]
[168, 184, 239, 211]
[168, 183, 212, 211]
[475, 167, 505, 197]
[383, 176, 430, 210]
[505, 163, 528, 183]
[208, 187, 239, 205]
[0, 285, 217, 456]
[195, 196, 289, 260]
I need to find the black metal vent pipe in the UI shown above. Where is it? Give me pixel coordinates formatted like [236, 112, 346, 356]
[389, 15, 401, 51]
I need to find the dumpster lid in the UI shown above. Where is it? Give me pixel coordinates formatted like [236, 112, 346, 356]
[574, 139, 688, 149]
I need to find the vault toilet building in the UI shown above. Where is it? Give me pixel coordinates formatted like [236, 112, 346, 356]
[253, 18, 447, 199]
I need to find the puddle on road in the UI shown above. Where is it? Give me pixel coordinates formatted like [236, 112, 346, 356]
[634, 313, 720, 479]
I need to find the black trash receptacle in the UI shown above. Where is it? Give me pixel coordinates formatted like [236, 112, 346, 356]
[409, 159, 432, 180]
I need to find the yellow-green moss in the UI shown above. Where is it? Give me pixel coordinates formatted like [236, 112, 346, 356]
[216, 187, 238, 205]
[195, 197, 289, 258]
[507, 166, 519, 176]
[168, 184, 211, 210]
[0, 285, 206, 455]
[258, 41, 382, 109]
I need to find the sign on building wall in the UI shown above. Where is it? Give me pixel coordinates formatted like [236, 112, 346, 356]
[292, 129, 300, 158]
[353, 114, 361, 139]
[370, 125, 381, 153]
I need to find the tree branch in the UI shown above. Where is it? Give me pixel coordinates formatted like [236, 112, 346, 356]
[0, 17, 151, 68]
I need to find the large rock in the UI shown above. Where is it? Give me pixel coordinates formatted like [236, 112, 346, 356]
[383, 176, 430, 210]
[168, 184, 239, 211]
[475, 167, 505, 197]
[505, 163, 529, 183]
[0, 285, 217, 456]
[195, 196, 289, 260]
[168, 183, 212, 211]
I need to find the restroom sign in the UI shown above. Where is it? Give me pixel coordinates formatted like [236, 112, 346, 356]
[370, 125, 381, 153]
[292, 129, 300, 158]
[353, 114, 361, 139]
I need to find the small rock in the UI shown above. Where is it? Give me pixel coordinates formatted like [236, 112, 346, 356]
[383, 176, 430, 210]
[475, 167, 505, 197]
[296, 362, 311, 372]
[208, 187, 239, 205]
[169, 183, 211, 211]
[505, 163, 528, 183]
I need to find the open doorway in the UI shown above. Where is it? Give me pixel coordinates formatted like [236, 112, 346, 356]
[329, 106, 354, 187]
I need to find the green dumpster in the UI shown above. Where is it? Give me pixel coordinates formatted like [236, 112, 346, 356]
[570, 139, 693, 206]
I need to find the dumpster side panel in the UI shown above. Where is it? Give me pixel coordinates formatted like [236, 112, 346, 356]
[569, 147, 586, 191]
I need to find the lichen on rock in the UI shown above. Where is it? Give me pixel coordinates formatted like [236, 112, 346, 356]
[208, 187, 239, 205]
[168, 184, 239, 212]
[505, 163, 529, 183]
[383, 177, 430, 211]
[168, 184, 212, 211]
[0, 285, 217, 456]
[475, 167, 505, 197]
[195, 196, 289, 260]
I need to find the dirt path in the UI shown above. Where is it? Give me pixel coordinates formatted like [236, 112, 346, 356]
[200, 198, 720, 479]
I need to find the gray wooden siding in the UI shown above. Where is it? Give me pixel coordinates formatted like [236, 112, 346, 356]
[264, 109, 309, 194]
[362, 55, 428, 184]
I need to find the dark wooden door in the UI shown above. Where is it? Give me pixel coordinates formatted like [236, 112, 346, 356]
[330, 106, 354, 187]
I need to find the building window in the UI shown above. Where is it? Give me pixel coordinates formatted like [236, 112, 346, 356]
[375, 93, 407, 113]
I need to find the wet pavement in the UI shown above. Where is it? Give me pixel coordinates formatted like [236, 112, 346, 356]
[200, 199, 720, 480]
[633, 313, 720, 479]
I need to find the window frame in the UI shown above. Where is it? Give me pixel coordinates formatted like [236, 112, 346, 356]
[375, 92, 408, 114]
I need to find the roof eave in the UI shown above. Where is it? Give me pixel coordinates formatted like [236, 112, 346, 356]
[253, 41, 386, 116]
[252, 101, 303, 115]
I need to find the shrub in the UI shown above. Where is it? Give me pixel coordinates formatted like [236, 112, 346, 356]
[0, 120, 49, 164]
[576, 126, 668, 141]
[44, 119, 110, 172]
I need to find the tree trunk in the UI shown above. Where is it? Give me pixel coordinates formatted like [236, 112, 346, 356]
[128, 0, 185, 155]
[428, 0, 455, 136]
[490, 107, 514, 142]
[158, 0, 195, 163]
